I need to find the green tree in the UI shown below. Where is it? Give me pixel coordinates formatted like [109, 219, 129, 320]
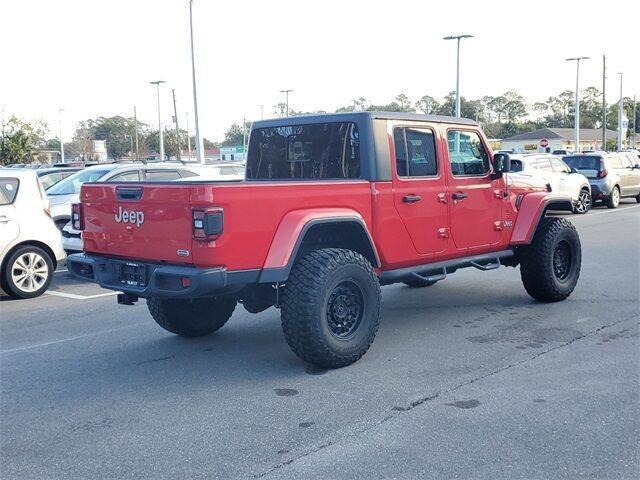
[415, 95, 440, 114]
[0, 116, 48, 165]
[221, 121, 252, 147]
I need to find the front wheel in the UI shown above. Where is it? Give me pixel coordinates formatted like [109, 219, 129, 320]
[573, 189, 591, 214]
[519, 218, 581, 302]
[1, 245, 54, 299]
[147, 296, 236, 337]
[281, 248, 381, 369]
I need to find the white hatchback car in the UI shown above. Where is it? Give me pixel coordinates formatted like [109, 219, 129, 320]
[508, 154, 592, 214]
[0, 169, 66, 299]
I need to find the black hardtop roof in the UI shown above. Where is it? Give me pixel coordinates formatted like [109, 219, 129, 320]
[251, 111, 478, 129]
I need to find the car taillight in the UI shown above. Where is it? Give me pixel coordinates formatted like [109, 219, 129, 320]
[598, 159, 608, 178]
[71, 203, 84, 230]
[193, 208, 223, 240]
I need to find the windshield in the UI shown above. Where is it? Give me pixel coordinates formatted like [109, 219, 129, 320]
[563, 156, 601, 171]
[47, 168, 112, 195]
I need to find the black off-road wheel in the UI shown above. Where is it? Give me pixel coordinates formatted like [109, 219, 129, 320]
[606, 186, 620, 209]
[519, 217, 581, 302]
[281, 248, 382, 369]
[147, 296, 236, 337]
[403, 278, 438, 288]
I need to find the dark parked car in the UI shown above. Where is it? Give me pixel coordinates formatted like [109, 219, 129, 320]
[563, 153, 640, 208]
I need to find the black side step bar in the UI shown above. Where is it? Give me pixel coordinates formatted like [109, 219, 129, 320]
[379, 249, 514, 286]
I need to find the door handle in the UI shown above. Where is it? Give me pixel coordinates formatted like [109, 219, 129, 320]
[0, 215, 9, 224]
[452, 192, 468, 200]
[402, 194, 422, 203]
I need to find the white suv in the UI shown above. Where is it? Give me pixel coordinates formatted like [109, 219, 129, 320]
[509, 154, 592, 214]
[0, 169, 66, 299]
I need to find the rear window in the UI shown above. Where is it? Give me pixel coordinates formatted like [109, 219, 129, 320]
[0, 178, 19, 205]
[563, 156, 601, 171]
[246, 122, 360, 180]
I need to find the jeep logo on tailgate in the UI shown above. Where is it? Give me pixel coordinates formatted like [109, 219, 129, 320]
[114, 206, 145, 227]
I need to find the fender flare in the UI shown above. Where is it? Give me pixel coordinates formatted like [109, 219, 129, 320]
[510, 192, 574, 245]
[258, 208, 380, 283]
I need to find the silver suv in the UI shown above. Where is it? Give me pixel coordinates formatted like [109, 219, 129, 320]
[563, 153, 640, 208]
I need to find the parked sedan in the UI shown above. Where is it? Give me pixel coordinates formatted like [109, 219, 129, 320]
[509, 154, 592, 213]
[0, 169, 66, 299]
[563, 153, 640, 208]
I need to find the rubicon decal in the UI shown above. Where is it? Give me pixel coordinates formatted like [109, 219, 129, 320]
[114, 206, 145, 227]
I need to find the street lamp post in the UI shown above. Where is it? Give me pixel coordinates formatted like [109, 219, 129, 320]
[58, 108, 65, 163]
[617, 73, 623, 151]
[149, 80, 166, 161]
[189, 0, 205, 164]
[566, 57, 590, 152]
[280, 89, 293, 117]
[443, 34, 473, 117]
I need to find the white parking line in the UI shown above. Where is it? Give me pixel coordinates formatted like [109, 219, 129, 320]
[572, 204, 640, 219]
[0, 323, 145, 355]
[54, 269, 68, 273]
[44, 290, 120, 300]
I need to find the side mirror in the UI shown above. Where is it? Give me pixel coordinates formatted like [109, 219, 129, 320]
[634, 163, 640, 169]
[492, 153, 511, 178]
[570, 167, 579, 174]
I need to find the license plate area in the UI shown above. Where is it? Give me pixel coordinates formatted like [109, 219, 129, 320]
[118, 262, 147, 287]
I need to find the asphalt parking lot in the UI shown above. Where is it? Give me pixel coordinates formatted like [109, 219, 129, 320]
[1, 202, 638, 479]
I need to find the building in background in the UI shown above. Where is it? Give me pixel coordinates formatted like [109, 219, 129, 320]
[501, 128, 617, 153]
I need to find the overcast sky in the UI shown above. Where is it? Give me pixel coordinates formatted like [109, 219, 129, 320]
[1, 0, 638, 142]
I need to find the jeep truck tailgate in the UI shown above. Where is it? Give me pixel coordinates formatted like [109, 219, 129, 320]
[81, 183, 195, 264]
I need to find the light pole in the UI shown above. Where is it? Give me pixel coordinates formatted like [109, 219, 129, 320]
[259, 104, 264, 120]
[566, 57, 590, 152]
[189, 0, 205, 164]
[172, 89, 181, 162]
[149, 80, 166, 161]
[280, 89, 293, 116]
[443, 34, 473, 117]
[617, 73, 623, 151]
[58, 108, 65, 163]
[133, 106, 139, 161]
[185, 112, 192, 160]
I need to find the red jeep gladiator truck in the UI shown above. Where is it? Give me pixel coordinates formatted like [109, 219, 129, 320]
[68, 112, 581, 368]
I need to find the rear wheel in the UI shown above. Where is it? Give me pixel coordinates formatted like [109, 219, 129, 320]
[606, 186, 620, 209]
[281, 248, 381, 369]
[147, 296, 236, 337]
[573, 188, 591, 214]
[1, 245, 54, 299]
[519, 218, 581, 302]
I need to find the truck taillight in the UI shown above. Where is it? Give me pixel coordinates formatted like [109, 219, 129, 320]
[193, 208, 223, 240]
[71, 203, 84, 230]
[598, 159, 608, 178]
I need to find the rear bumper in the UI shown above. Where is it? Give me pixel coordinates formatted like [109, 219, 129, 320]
[589, 180, 613, 200]
[67, 253, 258, 298]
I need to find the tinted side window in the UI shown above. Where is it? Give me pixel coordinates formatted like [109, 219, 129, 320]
[109, 171, 140, 182]
[0, 178, 19, 205]
[447, 130, 490, 176]
[510, 160, 523, 172]
[394, 128, 438, 177]
[145, 170, 180, 181]
[246, 122, 360, 180]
